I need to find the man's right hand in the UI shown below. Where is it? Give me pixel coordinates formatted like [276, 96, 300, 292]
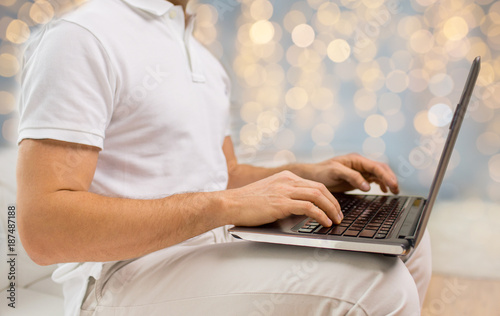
[220, 171, 343, 228]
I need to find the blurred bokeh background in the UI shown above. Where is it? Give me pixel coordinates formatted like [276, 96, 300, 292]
[2, 0, 499, 203]
[194, 0, 500, 203]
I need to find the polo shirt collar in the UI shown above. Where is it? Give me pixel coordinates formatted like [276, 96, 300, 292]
[121, 0, 173, 16]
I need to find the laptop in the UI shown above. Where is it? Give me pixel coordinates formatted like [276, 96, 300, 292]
[229, 56, 481, 256]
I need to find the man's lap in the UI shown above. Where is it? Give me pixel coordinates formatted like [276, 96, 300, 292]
[81, 227, 430, 316]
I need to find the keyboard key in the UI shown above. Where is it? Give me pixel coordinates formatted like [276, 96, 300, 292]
[303, 221, 319, 228]
[344, 229, 360, 237]
[317, 194, 408, 239]
[298, 227, 315, 233]
[359, 230, 377, 238]
[314, 226, 331, 234]
[351, 223, 365, 229]
[329, 226, 348, 235]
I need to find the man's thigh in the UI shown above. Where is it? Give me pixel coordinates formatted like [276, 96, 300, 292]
[83, 241, 421, 316]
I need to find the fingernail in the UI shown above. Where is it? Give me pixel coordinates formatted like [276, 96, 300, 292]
[361, 182, 370, 191]
[337, 213, 343, 223]
[326, 218, 333, 227]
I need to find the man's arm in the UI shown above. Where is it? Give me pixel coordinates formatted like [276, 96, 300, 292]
[223, 136, 399, 194]
[16, 139, 228, 265]
[17, 139, 342, 265]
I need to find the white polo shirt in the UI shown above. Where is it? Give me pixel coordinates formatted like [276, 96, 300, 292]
[18, 0, 231, 314]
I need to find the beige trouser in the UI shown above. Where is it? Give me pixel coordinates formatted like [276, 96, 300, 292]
[80, 227, 432, 316]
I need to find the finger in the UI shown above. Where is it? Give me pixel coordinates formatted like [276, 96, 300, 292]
[331, 163, 372, 192]
[277, 172, 342, 223]
[302, 179, 340, 210]
[350, 156, 399, 193]
[292, 178, 343, 221]
[364, 175, 389, 194]
[380, 163, 399, 194]
[290, 187, 342, 224]
[378, 180, 388, 193]
[287, 200, 333, 227]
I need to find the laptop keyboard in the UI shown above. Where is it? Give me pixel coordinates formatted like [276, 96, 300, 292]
[297, 194, 407, 239]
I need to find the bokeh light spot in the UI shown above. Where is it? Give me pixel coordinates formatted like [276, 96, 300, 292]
[0, 53, 19, 77]
[240, 101, 263, 123]
[283, 10, 306, 33]
[30, 0, 54, 25]
[378, 92, 402, 115]
[386, 70, 409, 93]
[354, 89, 377, 112]
[428, 103, 453, 127]
[316, 2, 340, 26]
[410, 29, 434, 54]
[2, 117, 18, 144]
[476, 132, 500, 155]
[429, 73, 454, 97]
[0, 91, 15, 114]
[363, 137, 386, 159]
[250, 0, 273, 21]
[327, 39, 351, 63]
[291, 24, 315, 48]
[285, 86, 308, 110]
[0, 0, 16, 6]
[311, 123, 334, 145]
[240, 123, 262, 146]
[250, 20, 274, 45]
[488, 154, 500, 182]
[443, 16, 469, 40]
[414, 111, 437, 135]
[364, 114, 388, 137]
[6, 19, 30, 44]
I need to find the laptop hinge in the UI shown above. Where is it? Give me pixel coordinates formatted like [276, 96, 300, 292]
[405, 236, 416, 247]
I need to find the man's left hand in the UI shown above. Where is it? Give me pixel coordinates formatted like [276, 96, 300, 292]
[297, 153, 400, 194]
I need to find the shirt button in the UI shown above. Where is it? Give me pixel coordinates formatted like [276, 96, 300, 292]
[169, 10, 177, 19]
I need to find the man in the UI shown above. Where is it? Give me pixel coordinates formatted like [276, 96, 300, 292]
[16, 0, 431, 315]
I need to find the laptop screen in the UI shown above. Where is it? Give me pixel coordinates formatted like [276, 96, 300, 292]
[414, 56, 481, 247]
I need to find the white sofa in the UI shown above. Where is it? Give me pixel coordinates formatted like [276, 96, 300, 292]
[0, 146, 64, 316]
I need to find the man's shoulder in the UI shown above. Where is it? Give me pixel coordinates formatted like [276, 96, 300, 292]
[31, 0, 152, 65]
[58, 0, 138, 40]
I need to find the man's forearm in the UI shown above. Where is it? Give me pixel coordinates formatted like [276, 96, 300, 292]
[19, 190, 226, 265]
[227, 163, 311, 189]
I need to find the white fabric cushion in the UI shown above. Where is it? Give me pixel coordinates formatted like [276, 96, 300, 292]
[0, 288, 63, 316]
[26, 276, 64, 298]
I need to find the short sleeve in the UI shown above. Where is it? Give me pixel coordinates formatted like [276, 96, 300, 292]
[221, 63, 232, 137]
[18, 19, 116, 149]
